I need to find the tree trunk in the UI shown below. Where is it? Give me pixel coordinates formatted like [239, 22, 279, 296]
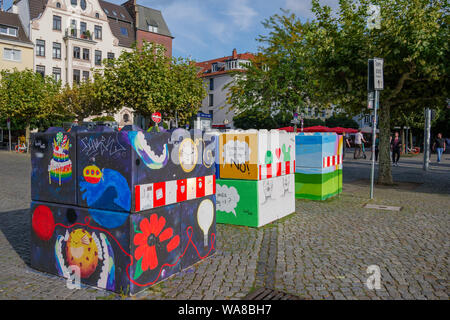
[25, 124, 30, 154]
[377, 102, 393, 185]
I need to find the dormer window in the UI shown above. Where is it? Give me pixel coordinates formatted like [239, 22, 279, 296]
[104, 8, 109, 14]
[0, 25, 18, 37]
[211, 63, 218, 72]
[56, 2, 61, 8]
[112, 11, 117, 17]
[147, 19, 158, 33]
[95, 13, 100, 18]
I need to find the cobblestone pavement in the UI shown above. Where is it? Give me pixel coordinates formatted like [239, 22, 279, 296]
[0, 150, 448, 300]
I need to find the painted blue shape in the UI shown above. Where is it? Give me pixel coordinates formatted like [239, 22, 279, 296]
[80, 168, 131, 212]
[89, 209, 129, 229]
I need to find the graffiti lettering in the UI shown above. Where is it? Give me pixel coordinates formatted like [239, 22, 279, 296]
[232, 161, 250, 174]
[80, 134, 126, 157]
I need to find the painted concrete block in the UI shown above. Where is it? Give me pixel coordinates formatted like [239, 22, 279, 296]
[218, 130, 295, 180]
[31, 131, 78, 205]
[216, 175, 295, 227]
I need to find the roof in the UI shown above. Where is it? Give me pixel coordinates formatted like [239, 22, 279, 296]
[196, 51, 255, 77]
[135, 5, 173, 38]
[99, 0, 133, 22]
[0, 11, 33, 45]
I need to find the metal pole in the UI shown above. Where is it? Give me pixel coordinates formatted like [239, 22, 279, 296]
[370, 90, 378, 199]
[423, 108, 431, 171]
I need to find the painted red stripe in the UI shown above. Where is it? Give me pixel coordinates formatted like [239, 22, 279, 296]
[135, 185, 141, 212]
[277, 162, 282, 176]
[259, 165, 261, 180]
[213, 175, 216, 194]
[267, 164, 272, 178]
[327, 157, 330, 167]
[153, 181, 166, 208]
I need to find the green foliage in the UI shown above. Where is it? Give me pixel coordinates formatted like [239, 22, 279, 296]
[91, 115, 116, 122]
[325, 115, 358, 129]
[0, 69, 63, 130]
[233, 0, 448, 184]
[233, 109, 294, 129]
[97, 41, 207, 124]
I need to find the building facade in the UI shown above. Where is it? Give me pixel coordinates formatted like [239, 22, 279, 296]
[0, 11, 34, 75]
[196, 49, 254, 129]
[9, 0, 172, 128]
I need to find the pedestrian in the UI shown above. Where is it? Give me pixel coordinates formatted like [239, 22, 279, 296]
[343, 133, 351, 159]
[354, 129, 366, 159]
[432, 133, 446, 163]
[391, 131, 402, 166]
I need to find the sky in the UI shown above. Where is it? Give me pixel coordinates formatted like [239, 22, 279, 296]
[2, 0, 339, 62]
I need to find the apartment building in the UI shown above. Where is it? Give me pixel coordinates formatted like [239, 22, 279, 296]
[196, 48, 254, 129]
[0, 11, 34, 75]
[9, 0, 172, 127]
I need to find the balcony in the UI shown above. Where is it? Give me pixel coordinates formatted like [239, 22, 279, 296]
[64, 28, 95, 42]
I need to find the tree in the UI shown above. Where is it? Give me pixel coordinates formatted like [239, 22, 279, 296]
[0, 69, 62, 144]
[55, 77, 108, 122]
[231, 0, 448, 184]
[97, 41, 206, 126]
[325, 115, 359, 129]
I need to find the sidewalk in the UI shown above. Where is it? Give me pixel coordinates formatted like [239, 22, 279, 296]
[0, 150, 448, 300]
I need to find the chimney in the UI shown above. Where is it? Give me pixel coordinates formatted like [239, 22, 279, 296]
[232, 48, 237, 59]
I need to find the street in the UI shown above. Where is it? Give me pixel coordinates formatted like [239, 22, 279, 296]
[0, 150, 448, 300]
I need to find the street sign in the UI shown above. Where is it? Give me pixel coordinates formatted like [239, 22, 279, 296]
[373, 58, 384, 90]
[367, 91, 374, 109]
[368, 58, 384, 91]
[151, 112, 161, 123]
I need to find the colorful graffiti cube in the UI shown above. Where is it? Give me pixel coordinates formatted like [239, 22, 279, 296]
[76, 129, 216, 213]
[218, 129, 296, 180]
[294, 132, 343, 200]
[31, 131, 78, 205]
[30, 195, 216, 294]
[216, 175, 295, 227]
[30, 127, 217, 295]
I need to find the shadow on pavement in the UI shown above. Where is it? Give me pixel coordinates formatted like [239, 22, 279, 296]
[0, 208, 31, 267]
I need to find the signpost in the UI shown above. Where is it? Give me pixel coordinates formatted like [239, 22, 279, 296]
[151, 112, 161, 132]
[368, 58, 383, 199]
[291, 111, 300, 132]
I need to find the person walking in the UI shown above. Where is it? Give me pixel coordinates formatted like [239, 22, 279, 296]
[391, 131, 402, 166]
[370, 134, 380, 161]
[354, 129, 366, 159]
[344, 133, 351, 159]
[432, 133, 446, 163]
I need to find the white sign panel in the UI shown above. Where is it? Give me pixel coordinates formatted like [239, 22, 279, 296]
[374, 58, 384, 90]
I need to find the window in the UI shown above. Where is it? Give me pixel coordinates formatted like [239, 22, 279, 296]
[80, 0, 86, 10]
[120, 13, 125, 19]
[73, 46, 80, 59]
[36, 65, 45, 78]
[211, 63, 218, 72]
[52, 42, 61, 59]
[95, 50, 102, 65]
[3, 48, 21, 61]
[209, 78, 214, 90]
[53, 15, 61, 30]
[148, 24, 158, 33]
[123, 113, 130, 123]
[107, 52, 114, 60]
[80, 22, 87, 34]
[94, 25, 102, 39]
[112, 11, 117, 16]
[56, 2, 61, 8]
[71, 0, 77, 7]
[364, 115, 370, 124]
[52, 67, 61, 82]
[209, 94, 214, 107]
[104, 8, 109, 14]
[82, 48, 89, 60]
[36, 39, 45, 56]
[120, 27, 128, 36]
[82, 70, 89, 81]
[0, 25, 18, 37]
[95, 13, 100, 19]
[73, 69, 80, 84]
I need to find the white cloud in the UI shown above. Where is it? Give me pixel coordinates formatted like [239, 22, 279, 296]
[223, 0, 258, 30]
[284, 0, 340, 20]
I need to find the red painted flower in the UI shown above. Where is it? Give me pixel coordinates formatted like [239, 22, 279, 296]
[133, 213, 180, 271]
